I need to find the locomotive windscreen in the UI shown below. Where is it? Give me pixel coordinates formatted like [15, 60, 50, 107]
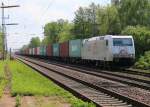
[113, 38, 133, 46]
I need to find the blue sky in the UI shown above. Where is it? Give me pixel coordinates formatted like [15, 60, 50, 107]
[1, 0, 110, 50]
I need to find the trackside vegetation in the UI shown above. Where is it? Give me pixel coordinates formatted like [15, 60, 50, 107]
[8, 60, 95, 107]
[135, 51, 150, 70]
[0, 61, 7, 97]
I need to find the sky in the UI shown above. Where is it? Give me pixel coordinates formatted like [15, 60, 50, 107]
[1, 0, 110, 50]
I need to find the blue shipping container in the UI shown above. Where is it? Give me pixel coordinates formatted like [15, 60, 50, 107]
[53, 43, 59, 56]
[40, 46, 46, 56]
[69, 39, 82, 58]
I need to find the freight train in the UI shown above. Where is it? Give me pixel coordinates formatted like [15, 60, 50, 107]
[18, 35, 135, 66]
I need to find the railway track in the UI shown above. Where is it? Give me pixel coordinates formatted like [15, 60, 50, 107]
[26, 56, 150, 90]
[16, 56, 150, 107]
[116, 68, 150, 78]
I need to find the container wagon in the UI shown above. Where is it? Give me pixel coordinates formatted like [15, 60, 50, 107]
[46, 44, 52, 57]
[32, 48, 35, 56]
[52, 43, 59, 58]
[25, 48, 29, 55]
[34, 47, 37, 56]
[69, 39, 82, 63]
[60, 41, 69, 61]
[40, 46, 46, 56]
[29, 48, 32, 55]
[37, 47, 40, 56]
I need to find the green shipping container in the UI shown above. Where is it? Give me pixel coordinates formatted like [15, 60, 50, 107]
[40, 46, 46, 56]
[69, 39, 82, 58]
[53, 43, 59, 56]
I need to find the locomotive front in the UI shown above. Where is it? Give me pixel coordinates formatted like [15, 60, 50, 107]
[111, 36, 135, 64]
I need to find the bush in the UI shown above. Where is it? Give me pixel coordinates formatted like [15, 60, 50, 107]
[122, 26, 150, 58]
[135, 51, 150, 70]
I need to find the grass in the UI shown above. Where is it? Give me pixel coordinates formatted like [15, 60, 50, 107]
[15, 95, 21, 107]
[0, 61, 7, 97]
[8, 60, 95, 107]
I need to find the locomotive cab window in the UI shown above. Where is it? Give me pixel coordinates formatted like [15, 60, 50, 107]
[113, 38, 133, 46]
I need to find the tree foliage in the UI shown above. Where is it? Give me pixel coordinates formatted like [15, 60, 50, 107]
[73, 3, 99, 39]
[118, 0, 150, 28]
[44, 22, 60, 43]
[97, 5, 121, 35]
[73, 3, 122, 38]
[58, 22, 74, 43]
[43, 19, 74, 44]
[28, 37, 41, 48]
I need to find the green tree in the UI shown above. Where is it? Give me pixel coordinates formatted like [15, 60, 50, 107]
[58, 22, 74, 43]
[29, 37, 41, 48]
[43, 19, 73, 44]
[118, 0, 150, 28]
[44, 19, 66, 44]
[97, 5, 121, 35]
[41, 36, 51, 45]
[44, 22, 59, 43]
[73, 3, 99, 39]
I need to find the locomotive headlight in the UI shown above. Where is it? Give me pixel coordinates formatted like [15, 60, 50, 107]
[130, 54, 134, 57]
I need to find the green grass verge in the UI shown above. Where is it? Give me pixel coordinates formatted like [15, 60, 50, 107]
[0, 61, 7, 97]
[9, 60, 95, 107]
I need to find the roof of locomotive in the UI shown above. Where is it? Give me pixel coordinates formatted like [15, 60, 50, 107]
[111, 35, 133, 38]
[84, 35, 133, 42]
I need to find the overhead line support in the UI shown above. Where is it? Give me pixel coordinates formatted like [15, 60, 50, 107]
[0, 2, 20, 60]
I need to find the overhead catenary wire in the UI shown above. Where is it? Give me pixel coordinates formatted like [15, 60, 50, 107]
[11, 0, 54, 44]
[7, 32, 43, 36]
[39, 0, 54, 26]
